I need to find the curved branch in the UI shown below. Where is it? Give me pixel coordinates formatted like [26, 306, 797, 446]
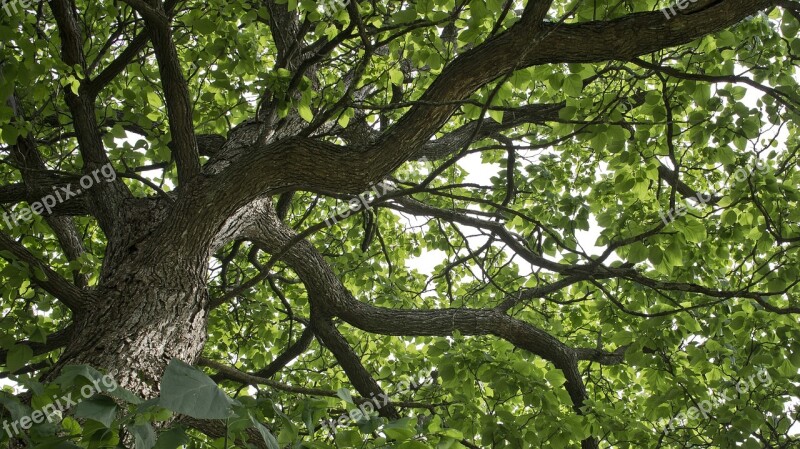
[2, 85, 89, 288]
[0, 232, 87, 311]
[254, 326, 314, 378]
[48, 0, 110, 168]
[0, 178, 104, 216]
[240, 202, 591, 417]
[161, 0, 772, 258]
[311, 314, 400, 419]
[0, 325, 74, 365]
[632, 57, 800, 116]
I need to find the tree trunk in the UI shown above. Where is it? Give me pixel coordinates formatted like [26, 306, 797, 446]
[51, 240, 209, 399]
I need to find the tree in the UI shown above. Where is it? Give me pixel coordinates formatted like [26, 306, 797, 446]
[0, 0, 799, 447]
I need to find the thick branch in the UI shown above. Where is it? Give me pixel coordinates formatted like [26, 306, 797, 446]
[311, 315, 400, 419]
[240, 202, 590, 416]
[49, 0, 109, 168]
[126, 0, 201, 184]
[119, 0, 167, 26]
[0, 180, 94, 216]
[49, 0, 132, 233]
[86, 32, 150, 98]
[86, 0, 179, 97]
[164, 0, 772, 258]
[657, 164, 721, 205]
[574, 346, 627, 366]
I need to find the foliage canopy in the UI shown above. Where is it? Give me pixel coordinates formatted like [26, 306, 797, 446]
[0, 0, 799, 448]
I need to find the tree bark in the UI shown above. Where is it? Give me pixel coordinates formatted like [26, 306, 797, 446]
[50, 242, 209, 398]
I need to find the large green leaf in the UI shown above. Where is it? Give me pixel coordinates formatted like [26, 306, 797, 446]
[250, 415, 280, 449]
[73, 396, 117, 427]
[153, 426, 190, 449]
[127, 423, 157, 449]
[6, 344, 32, 372]
[158, 359, 235, 419]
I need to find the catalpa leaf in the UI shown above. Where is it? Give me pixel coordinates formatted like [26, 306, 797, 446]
[158, 359, 235, 419]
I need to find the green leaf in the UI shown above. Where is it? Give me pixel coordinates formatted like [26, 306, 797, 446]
[1, 125, 20, 145]
[158, 359, 235, 419]
[767, 278, 786, 292]
[389, 69, 404, 86]
[334, 429, 362, 446]
[298, 102, 314, 123]
[558, 105, 577, 120]
[106, 385, 144, 405]
[782, 11, 799, 38]
[6, 344, 33, 372]
[336, 388, 354, 404]
[194, 18, 216, 35]
[441, 428, 463, 439]
[545, 368, 567, 386]
[146, 91, 162, 108]
[392, 8, 417, 23]
[54, 365, 104, 389]
[626, 242, 648, 264]
[74, 396, 117, 427]
[664, 240, 683, 267]
[487, 108, 503, 124]
[788, 348, 800, 369]
[250, 415, 280, 449]
[563, 74, 583, 97]
[153, 426, 190, 449]
[680, 219, 707, 243]
[614, 175, 635, 194]
[384, 417, 417, 441]
[128, 423, 157, 449]
[0, 395, 32, 422]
